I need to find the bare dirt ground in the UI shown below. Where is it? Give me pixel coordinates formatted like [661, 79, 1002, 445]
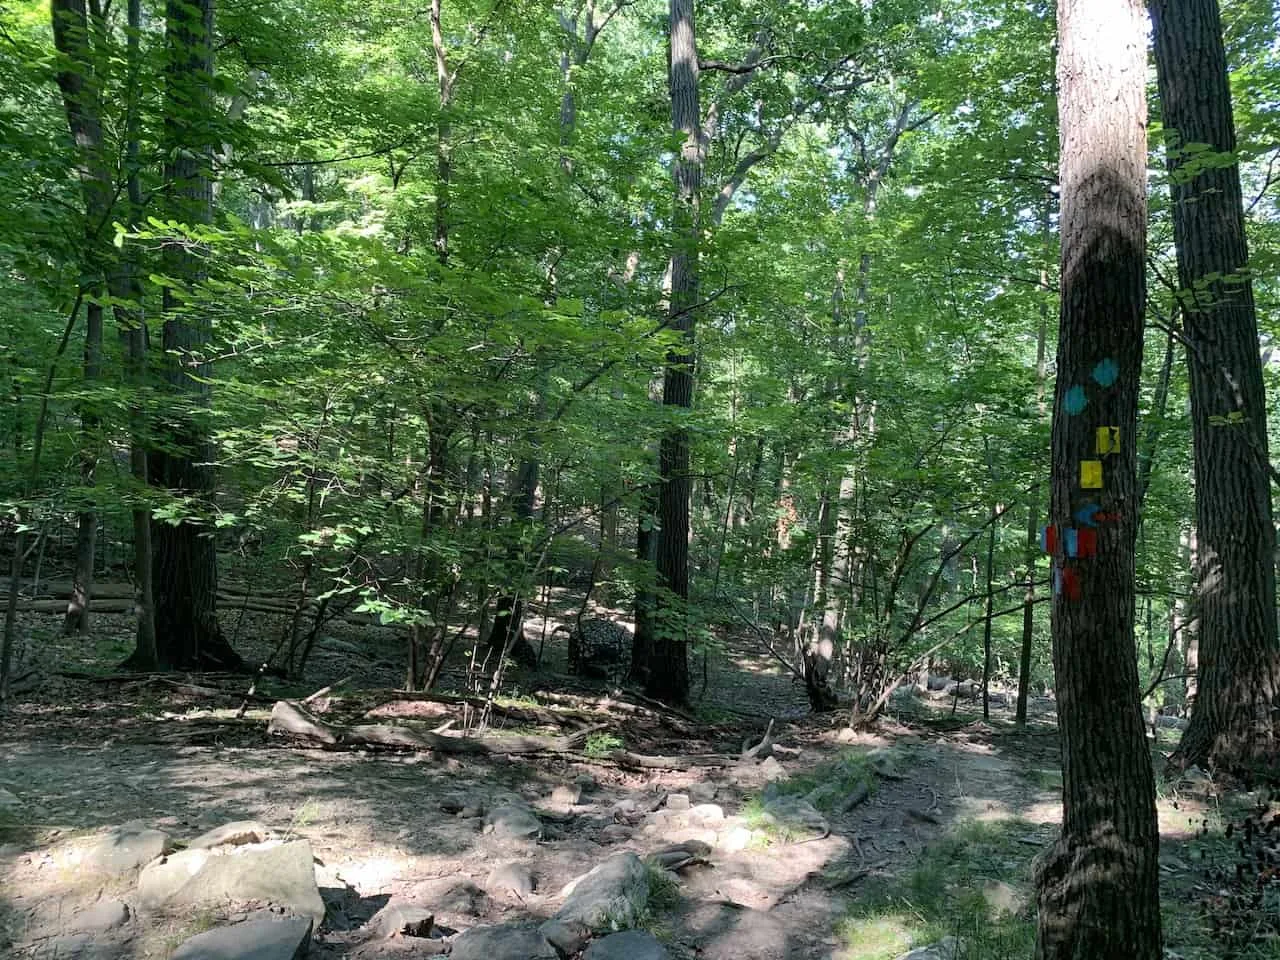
[0, 602, 1251, 960]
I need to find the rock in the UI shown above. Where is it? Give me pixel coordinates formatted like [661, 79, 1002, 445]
[486, 862, 536, 898]
[86, 821, 174, 876]
[1157, 714, 1187, 730]
[648, 840, 711, 871]
[688, 781, 716, 803]
[484, 803, 542, 840]
[574, 773, 596, 794]
[369, 902, 434, 938]
[431, 880, 488, 916]
[171, 917, 312, 960]
[981, 880, 1025, 918]
[688, 803, 724, 825]
[803, 782, 840, 810]
[188, 821, 273, 850]
[986, 691, 1008, 707]
[72, 898, 131, 933]
[450, 922, 558, 960]
[440, 793, 467, 814]
[584, 930, 670, 960]
[758, 756, 787, 781]
[556, 852, 650, 932]
[540, 918, 591, 958]
[761, 796, 829, 842]
[927, 674, 950, 691]
[664, 793, 691, 811]
[549, 783, 582, 808]
[718, 825, 754, 853]
[895, 936, 962, 960]
[39, 934, 96, 958]
[601, 824, 632, 843]
[137, 839, 325, 925]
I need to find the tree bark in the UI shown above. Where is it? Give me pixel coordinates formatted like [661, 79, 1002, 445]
[647, 0, 701, 704]
[51, 0, 110, 637]
[1035, 0, 1161, 955]
[147, 0, 241, 670]
[1151, 0, 1280, 775]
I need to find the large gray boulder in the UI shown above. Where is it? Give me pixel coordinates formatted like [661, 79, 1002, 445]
[483, 803, 542, 840]
[555, 852, 649, 932]
[137, 839, 324, 924]
[450, 922, 558, 960]
[584, 930, 670, 960]
[85, 821, 174, 876]
[71, 898, 131, 934]
[171, 917, 312, 960]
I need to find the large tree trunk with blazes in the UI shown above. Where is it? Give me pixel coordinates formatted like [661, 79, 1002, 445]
[1152, 0, 1280, 777]
[1034, 0, 1161, 956]
[646, 0, 701, 705]
[144, 0, 241, 671]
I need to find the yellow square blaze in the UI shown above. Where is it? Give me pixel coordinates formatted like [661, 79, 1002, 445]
[1081, 460, 1103, 488]
[1096, 426, 1120, 455]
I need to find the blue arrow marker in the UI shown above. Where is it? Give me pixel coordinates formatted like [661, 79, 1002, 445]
[1074, 502, 1100, 527]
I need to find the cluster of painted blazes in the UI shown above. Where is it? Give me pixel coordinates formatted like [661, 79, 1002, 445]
[1041, 358, 1122, 602]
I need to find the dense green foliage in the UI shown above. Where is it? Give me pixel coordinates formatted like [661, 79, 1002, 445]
[1, 0, 1278, 709]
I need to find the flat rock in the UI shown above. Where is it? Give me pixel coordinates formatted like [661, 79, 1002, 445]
[549, 783, 582, 808]
[556, 852, 649, 932]
[188, 821, 273, 850]
[72, 898, 131, 933]
[896, 936, 963, 960]
[601, 824, 632, 843]
[138, 839, 325, 924]
[664, 793, 691, 811]
[718, 825, 754, 853]
[758, 756, 787, 781]
[484, 803, 542, 840]
[369, 902, 434, 938]
[584, 930, 670, 960]
[688, 781, 717, 803]
[539, 918, 590, 958]
[425, 879, 488, 916]
[761, 796, 829, 842]
[86, 821, 174, 876]
[689, 803, 724, 825]
[171, 916, 312, 960]
[486, 861, 536, 899]
[450, 922, 558, 960]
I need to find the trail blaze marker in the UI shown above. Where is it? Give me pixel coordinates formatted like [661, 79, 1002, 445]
[1040, 525, 1058, 554]
[1064, 385, 1088, 415]
[1081, 460, 1103, 489]
[1091, 357, 1119, 387]
[1096, 426, 1120, 455]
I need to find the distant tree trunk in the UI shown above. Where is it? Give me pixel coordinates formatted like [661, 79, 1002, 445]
[647, 0, 701, 704]
[1034, 0, 1161, 955]
[147, 0, 241, 670]
[1016, 200, 1051, 726]
[1152, 0, 1280, 775]
[51, 0, 110, 637]
[981, 501, 996, 720]
[117, 0, 157, 666]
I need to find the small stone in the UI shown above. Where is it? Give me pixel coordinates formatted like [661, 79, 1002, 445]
[584, 930, 671, 960]
[484, 803, 542, 840]
[486, 862, 536, 898]
[718, 825, 754, 853]
[664, 793, 691, 811]
[440, 794, 467, 814]
[171, 916, 312, 960]
[72, 898, 131, 933]
[187, 821, 273, 850]
[549, 783, 582, 808]
[574, 773, 597, 794]
[688, 781, 717, 803]
[432, 880, 488, 916]
[761, 796, 829, 842]
[689, 803, 724, 825]
[86, 821, 174, 876]
[981, 880, 1025, 918]
[758, 756, 787, 781]
[601, 824, 632, 843]
[895, 936, 962, 960]
[450, 922, 558, 960]
[369, 902, 435, 938]
[540, 918, 591, 958]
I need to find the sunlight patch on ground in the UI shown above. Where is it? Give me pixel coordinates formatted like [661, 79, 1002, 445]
[835, 915, 919, 960]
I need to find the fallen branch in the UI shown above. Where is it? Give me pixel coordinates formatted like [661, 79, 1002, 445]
[741, 718, 776, 760]
[267, 699, 607, 755]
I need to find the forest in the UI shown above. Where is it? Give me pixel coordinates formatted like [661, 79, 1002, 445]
[0, 0, 1278, 957]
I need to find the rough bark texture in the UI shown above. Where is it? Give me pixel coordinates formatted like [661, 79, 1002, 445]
[148, 0, 241, 670]
[1151, 0, 1280, 776]
[648, 0, 701, 704]
[1035, 0, 1162, 955]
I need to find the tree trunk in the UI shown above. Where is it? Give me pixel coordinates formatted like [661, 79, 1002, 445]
[647, 0, 701, 704]
[147, 0, 241, 670]
[51, 0, 110, 637]
[1035, 0, 1161, 955]
[1152, 0, 1280, 775]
